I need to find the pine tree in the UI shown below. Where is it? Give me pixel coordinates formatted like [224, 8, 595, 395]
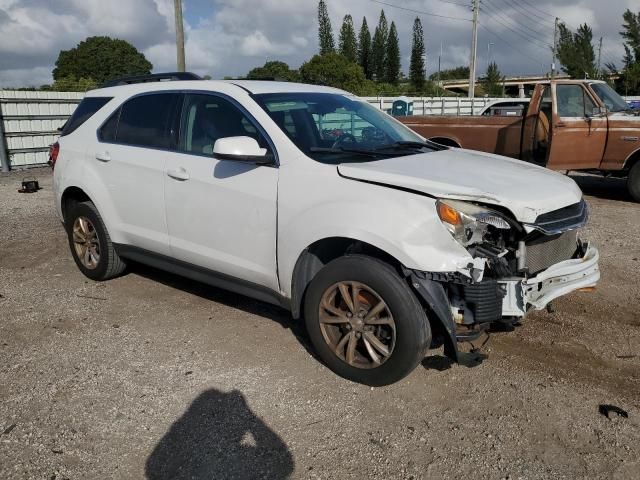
[483, 61, 504, 96]
[409, 17, 426, 91]
[620, 9, 640, 94]
[556, 22, 597, 79]
[339, 15, 358, 63]
[358, 17, 373, 79]
[385, 21, 401, 85]
[371, 10, 388, 81]
[317, 0, 335, 55]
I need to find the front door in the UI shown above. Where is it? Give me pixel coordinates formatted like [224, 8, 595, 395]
[546, 83, 607, 170]
[163, 93, 279, 291]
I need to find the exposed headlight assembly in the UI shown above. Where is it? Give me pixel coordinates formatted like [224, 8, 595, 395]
[436, 199, 511, 247]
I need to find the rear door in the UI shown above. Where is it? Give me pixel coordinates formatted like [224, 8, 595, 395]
[92, 92, 181, 255]
[163, 92, 279, 290]
[546, 83, 606, 170]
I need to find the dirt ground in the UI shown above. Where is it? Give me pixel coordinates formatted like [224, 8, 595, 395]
[1, 168, 639, 480]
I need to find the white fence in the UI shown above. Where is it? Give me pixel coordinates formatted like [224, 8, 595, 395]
[0, 90, 84, 170]
[2, 90, 639, 170]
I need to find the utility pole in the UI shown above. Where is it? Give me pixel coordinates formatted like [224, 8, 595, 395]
[468, 0, 480, 98]
[597, 37, 603, 78]
[437, 41, 442, 86]
[551, 17, 559, 79]
[174, 0, 186, 72]
[487, 42, 494, 72]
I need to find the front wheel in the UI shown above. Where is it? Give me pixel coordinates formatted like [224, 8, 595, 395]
[304, 255, 431, 386]
[628, 162, 640, 202]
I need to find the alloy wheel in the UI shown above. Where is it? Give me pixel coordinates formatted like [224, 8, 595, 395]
[318, 281, 396, 369]
[72, 216, 101, 270]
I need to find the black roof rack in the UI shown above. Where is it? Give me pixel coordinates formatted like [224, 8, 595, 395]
[100, 72, 201, 88]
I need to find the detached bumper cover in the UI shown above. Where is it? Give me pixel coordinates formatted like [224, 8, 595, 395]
[522, 244, 599, 310]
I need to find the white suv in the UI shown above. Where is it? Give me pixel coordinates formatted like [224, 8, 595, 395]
[51, 74, 600, 385]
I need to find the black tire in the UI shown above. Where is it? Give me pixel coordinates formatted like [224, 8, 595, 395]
[304, 255, 431, 386]
[628, 162, 640, 202]
[65, 201, 126, 281]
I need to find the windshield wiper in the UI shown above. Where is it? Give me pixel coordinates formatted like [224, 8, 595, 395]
[373, 140, 445, 151]
[309, 147, 395, 158]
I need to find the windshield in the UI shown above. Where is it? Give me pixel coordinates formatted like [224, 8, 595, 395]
[590, 82, 629, 112]
[254, 92, 436, 163]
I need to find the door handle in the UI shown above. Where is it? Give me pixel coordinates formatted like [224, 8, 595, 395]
[95, 151, 111, 162]
[167, 168, 190, 181]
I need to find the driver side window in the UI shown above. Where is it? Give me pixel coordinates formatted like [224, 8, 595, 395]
[556, 85, 596, 118]
[180, 94, 268, 156]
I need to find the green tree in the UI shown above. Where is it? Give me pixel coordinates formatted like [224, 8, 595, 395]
[50, 76, 98, 92]
[358, 17, 373, 79]
[246, 60, 300, 81]
[620, 9, 640, 94]
[317, 0, 335, 55]
[371, 10, 388, 81]
[339, 15, 358, 63]
[429, 66, 469, 81]
[409, 17, 426, 92]
[556, 23, 597, 79]
[384, 22, 401, 85]
[299, 53, 367, 94]
[483, 62, 504, 96]
[52, 36, 152, 85]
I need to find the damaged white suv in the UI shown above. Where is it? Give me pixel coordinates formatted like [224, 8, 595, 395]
[51, 74, 600, 385]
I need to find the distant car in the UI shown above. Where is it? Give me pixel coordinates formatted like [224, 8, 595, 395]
[480, 99, 530, 116]
[627, 99, 640, 110]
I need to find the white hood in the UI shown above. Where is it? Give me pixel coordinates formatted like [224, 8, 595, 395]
[337, 149, 583, 223]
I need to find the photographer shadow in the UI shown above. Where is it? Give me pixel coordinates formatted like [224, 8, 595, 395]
[146, 389, 294, 479]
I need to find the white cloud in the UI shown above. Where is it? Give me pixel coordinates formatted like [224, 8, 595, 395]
[0, 0, 634, 87]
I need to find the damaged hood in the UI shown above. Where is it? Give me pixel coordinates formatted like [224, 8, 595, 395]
[337, 149, 583, 223]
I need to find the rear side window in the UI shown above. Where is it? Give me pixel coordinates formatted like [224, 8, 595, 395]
[113, 93, 181, 149]
[60, 97, 112, 136]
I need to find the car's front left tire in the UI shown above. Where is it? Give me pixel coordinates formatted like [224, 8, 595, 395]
[303, 255, 432, 386]
[628, 161, 640, 202]
[65, 201, 126, 281]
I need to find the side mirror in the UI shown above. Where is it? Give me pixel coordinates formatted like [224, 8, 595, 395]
[212, 136, 273, 164]
[587, 106, 607, 117]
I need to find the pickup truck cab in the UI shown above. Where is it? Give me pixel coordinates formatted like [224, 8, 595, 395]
[51, 74, 599, 385]
[401, 80, 640, 201]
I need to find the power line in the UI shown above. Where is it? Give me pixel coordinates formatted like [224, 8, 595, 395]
[481, 7, 555, 52]
[498, 0, 557, 25]
[364, 0, 473, 22]
[479, 24, 547, 66]
[483, 0, 555, 41]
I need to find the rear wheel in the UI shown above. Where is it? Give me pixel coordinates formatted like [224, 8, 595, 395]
[304, 255, 431, 386]
[628, 162, 640, 202]
[65, 201, 126, 280]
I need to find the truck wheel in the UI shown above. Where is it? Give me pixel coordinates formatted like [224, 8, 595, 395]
[628, 162, 640, 202]
[304, 255, 431, 386]
[65, 201, 126, 281]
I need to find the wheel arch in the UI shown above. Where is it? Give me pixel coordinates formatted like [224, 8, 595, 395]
[61, 186, 93, 221]
[290, 237, 405, 320]
[427, 137, 461, 148]
[623, 147, 640, 172]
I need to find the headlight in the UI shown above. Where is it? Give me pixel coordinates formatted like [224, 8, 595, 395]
[436, 199, 511, 247]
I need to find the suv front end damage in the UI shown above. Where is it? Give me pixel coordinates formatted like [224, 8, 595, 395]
[410, 198, 600, 361]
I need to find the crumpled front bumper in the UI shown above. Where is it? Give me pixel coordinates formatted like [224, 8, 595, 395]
[500, 244, 600, 316]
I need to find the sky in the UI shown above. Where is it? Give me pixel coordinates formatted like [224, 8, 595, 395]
[0, 0, 637, 87]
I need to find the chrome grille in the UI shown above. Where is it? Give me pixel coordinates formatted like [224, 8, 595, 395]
[525, 230, 578, 274]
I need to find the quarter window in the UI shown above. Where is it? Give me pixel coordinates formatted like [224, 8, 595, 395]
[61, 97, 112, 136]
[180, 94, 267, 155]
[114, 93, 181, 149]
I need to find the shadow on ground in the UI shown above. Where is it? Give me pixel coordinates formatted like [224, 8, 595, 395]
[570, 174, 633, 202]
[146, 389, 295, 479]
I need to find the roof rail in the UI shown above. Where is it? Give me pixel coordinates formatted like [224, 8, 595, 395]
[100, 72, 202, 88]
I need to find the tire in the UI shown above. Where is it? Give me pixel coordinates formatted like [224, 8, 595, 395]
[65, 201, 126, 281]
[627, 162, 640, 202]
[303, 255, 431, 386]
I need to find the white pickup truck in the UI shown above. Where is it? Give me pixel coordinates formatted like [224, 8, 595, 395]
[51, 73, 600, 385]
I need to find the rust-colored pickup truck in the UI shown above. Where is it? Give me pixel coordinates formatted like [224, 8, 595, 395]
[400, 80, 640, 201]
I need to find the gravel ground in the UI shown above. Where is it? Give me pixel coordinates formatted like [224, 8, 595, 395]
[1, 168, 639, 480]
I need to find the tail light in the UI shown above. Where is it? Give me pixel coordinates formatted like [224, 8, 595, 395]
[48, 142, 60, 169]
